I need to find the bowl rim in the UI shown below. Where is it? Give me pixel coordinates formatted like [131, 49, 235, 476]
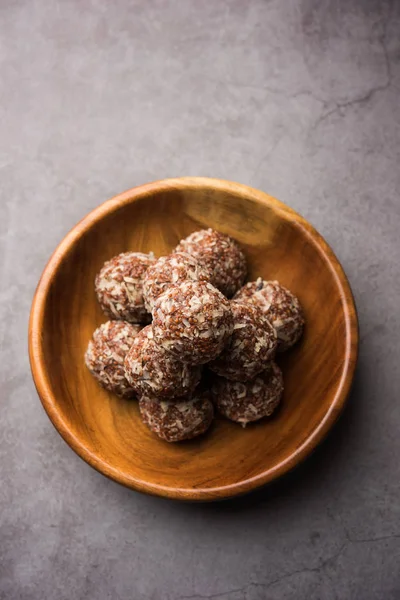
[28, 177, 359, 501]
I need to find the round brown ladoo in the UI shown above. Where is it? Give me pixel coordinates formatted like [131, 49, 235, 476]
[211, 362, 284, 426]
[142, 251, 210, 312]
[152, 280, 234, 365]
[85, 320, 141, 398]
[124, 325, 202, 399]
[208, 302, 277, 381]
[174, 228, 247, 297]
[95, 251, 156, 324]
[139, 390, 214, 442]
[234, 279, 304, 352]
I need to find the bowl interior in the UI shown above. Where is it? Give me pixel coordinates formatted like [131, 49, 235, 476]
[32, 179, 357, 499]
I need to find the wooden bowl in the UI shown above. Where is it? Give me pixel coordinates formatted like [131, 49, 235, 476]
[29, 178, 358, 501]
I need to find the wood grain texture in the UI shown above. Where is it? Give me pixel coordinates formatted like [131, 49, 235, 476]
[28, 177, 359, 501]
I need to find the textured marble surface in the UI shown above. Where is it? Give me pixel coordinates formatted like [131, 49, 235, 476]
[1, 1, 400, 599]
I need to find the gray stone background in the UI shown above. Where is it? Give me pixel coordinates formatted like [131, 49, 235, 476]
[1, 0, 400, 598]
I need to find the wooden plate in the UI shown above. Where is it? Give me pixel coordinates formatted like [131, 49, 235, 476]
[29, 178, 358, 501]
